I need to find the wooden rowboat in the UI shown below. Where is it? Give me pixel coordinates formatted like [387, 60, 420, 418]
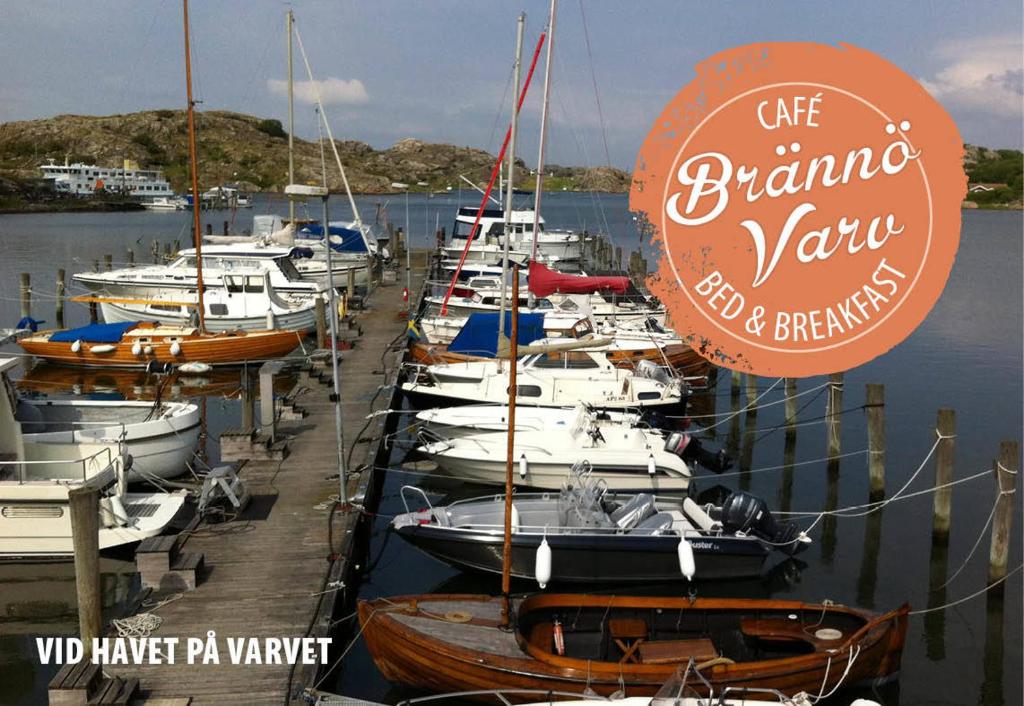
[358, 593, 908, 701]
[19, 322, 304, 368]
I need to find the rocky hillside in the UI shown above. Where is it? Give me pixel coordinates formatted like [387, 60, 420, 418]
[0, 110, 630, 194]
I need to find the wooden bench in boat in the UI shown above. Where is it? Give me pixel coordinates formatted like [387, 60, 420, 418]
[740, 617, 845, 648]
[637, 638, 717, 665]
[609, 617, 648, 663]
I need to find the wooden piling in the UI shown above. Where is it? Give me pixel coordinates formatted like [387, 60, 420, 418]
[104, 254, 112, 271]
[784, 378, 797, 427]
[315, 296, 328, 350]
[55, 269, 66, 328]
[240, 369, 254, 430]
[745, 373, 758, 412]
[932, 409, 956, 540]
[163, 242, 172, 261]
[126, 247, 135, 268]
[151, 240, 159, 264]
[18, 273, 30, 319]
[988, 440, 1019, 584]
[347, 269, 356, 298]
[730, 369, 741, 402]
[90, 260, 100, 323]
[826, 372, 844, 460]
[69, 485, 101, 657]
[614, 246, 622, 272]
[866, 384, 886, 500]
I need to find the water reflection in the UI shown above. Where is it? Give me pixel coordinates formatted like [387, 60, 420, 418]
[855, 509, 884, 608]
[980, 590, 1005, 706]
[923, 536, 949, 661]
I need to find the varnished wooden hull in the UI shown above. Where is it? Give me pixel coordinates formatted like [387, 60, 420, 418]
[358, 593, 908, 701]
[19, 326, 305, 368]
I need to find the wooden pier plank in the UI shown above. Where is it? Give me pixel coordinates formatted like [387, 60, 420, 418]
[106, 264, 424, 705]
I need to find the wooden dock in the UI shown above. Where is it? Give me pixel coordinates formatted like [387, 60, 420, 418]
[58, 261, 426, 705]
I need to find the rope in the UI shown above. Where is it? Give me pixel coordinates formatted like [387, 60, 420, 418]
[909, 564, 1023, 615]
[110, 593, 183, 638]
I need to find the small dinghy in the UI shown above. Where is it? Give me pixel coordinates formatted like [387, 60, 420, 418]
[16, 398, 200, 482]
[415, 404, 643, 439]
[393, 468, 809, 583]
[358, 593, 908, 700]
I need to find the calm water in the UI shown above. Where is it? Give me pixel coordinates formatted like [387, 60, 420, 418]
[0, 195, 1020, 705]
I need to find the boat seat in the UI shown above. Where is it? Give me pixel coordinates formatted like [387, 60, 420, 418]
[609, 618, 648, 664]
[609, 493, 657, 530]
[638, 638, 718, 665]
[629, 512, 675, 535]
[682, 498, 719, 533]
[740, 617, 844, 648]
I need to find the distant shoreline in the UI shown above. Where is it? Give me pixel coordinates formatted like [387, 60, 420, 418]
[0, 198, 145, 214]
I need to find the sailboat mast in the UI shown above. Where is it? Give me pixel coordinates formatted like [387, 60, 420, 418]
[183, 0, 205, 333]
[498, 13, 525, 342]
[532, 0, 557, 261]
[501, 264, 521, 628]
[287, 10, 295, 225]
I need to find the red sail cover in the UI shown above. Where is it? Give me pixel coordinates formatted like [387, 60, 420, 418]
[528, 260, 629, 297]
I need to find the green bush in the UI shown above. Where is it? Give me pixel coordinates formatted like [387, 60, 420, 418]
[256, 119, 287, 140]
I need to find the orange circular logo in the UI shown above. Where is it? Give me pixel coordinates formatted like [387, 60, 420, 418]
[631, 43, 965, 377]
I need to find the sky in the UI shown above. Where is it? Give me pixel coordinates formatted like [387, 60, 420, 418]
[0, 1, 1020, 169]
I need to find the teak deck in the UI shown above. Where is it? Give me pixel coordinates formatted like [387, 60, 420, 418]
[105, 265, 423, 705]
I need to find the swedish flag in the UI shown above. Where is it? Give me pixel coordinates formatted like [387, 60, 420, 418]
[406, 320, 421, 341]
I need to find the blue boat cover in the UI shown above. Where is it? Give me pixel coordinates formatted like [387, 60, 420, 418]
[297, 224, 368, 253]
[448, 312, 546, 358]
[50, 322, 138, 343]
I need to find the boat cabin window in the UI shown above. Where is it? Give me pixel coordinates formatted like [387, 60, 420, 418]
[637, 391, 662, 400]
[572, 319, 594, 338]
[149, 304, 182, 313]
[453, 220, 481, 240]
[274, 257, 302, 281]
[516, 384, 542, 397]
[531, 351, 600, 369]
[209, 303, 229, 316]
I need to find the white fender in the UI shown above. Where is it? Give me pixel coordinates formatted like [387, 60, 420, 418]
[535, 536, 552, 589]
[169, 341, 182, 356]
[266, 310, 275, 330]
[179, 362, 211, 374]
[143, 345, 153, 355]
[678, 536, 696, 581]
[519, 453, 527, 479]
[648, 453, 657, 475]
[510, 503, 519, 535]
[70, 339, 82, 353]
[131, 341, 142, 356]
[108, 495, 129, 527]
[89, 344, 115, 354]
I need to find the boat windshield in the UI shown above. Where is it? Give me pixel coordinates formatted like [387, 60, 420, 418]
[274, 256, 303, 281]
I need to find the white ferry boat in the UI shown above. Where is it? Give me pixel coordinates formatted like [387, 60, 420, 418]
[445, 206, 585, 263]
[38, 159, 175, 199]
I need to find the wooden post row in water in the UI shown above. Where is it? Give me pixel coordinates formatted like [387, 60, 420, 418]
[19, 273, 30, 319]
[55, 269, 65, 328]
[932, 409, 956, 540]
[826, 372, 844, 460]
[988, 440, 1019, 584]
[314, 296, 328, 350]
[866, 384, 886, 499]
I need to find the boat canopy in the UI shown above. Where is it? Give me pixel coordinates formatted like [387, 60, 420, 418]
[528, 260, 629, 297]
[448, 312, 546, 358]
[298, 223, 369, 253]
[50, 322, 138, 343]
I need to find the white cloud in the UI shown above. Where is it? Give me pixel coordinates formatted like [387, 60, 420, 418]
[267, 77, 369, 106]
[919, 35, 1023, 118]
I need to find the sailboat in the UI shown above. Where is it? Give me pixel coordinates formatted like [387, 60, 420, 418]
[358, 7, 909, 701]
[18, 4, 306, 368]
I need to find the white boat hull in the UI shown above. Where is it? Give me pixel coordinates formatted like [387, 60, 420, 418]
[99, 301, 316, 332]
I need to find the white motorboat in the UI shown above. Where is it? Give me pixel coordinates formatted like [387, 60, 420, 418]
[0, 358, 187, 558]
[402, 351, 686, 412]
[416, 406, 693, 492]
[444, 206, 583, 263]
[415, 404, 642, 439]
[142, 196, 188, 211]
[16, 398, 200, 482]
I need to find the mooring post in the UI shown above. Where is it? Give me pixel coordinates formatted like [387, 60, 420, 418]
[932, 408, 956, 540]
[222, 220, 229, 236]
[730, 369, 741, 402]
[173, 238, 180, 254]
[205, 223, 213, 236]
[240, 368, 254, 430]
[745, 373, 758, 412]
[69, 485, 101, 658]
[314, 296, 328, 350]
[55, 269, 66, 329]
[988, 440, 1019, 584]
[866, 383, 886, 500]
[90, 260, 100, 324]
[259, 361, 285, 444]
[104, 254, 112, 271]
[19, 273, 30, 320]
[163, 242, 172, 261]
[126, 247, 135, 268]
[784, 377, 797, 427]
[151, 240, 159, 264]
[826, 372, 844, 460]
[614, 246, 622, 272]
[347, 269, 356, 301]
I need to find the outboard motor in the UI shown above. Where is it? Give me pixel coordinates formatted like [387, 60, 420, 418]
[664, 432, 733, 473]
[635, 359, 671, 385]
[720, 492, 806, 556]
